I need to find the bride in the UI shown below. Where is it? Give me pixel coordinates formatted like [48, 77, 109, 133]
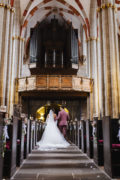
[37, 109, 70, 150]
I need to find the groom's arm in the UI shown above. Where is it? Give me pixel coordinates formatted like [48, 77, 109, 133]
[55, 111, 61, 121]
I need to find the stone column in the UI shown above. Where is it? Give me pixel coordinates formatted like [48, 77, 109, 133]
[86, 40, 90, 77]
[9, 36, 20, 116]
[86, 35, 91, 120]
[0, 3, 5, 64]
[89, 0, 98, 119]
[18, 39, 22, 78]
[113, 0, 120, 116]
[97, 6, 105, 118]
[101, 0, 119, 118]
[6, 8, 14, 108]
[0, 3, 14, 106]
[9, 0, 21, 116]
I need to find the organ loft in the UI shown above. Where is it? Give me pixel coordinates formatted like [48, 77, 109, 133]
[0, 0, 120, 180]
[29, 16, 79, 74]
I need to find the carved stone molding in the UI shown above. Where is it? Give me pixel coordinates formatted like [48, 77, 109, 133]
[79, 55, 86, 65]
[26, 76, 36, 90]
[18, 78, 26, 91]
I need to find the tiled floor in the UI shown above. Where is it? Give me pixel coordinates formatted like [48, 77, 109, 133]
[11, 145, 112, 180]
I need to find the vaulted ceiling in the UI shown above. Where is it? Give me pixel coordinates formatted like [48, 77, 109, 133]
[20, 0, 90, 19]
[18, 0, 120, 38]
[19, 0, 90, 38]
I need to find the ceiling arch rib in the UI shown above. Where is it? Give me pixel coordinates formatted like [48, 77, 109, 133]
[11, 0, 14, 7]
[22, 5, 82, 32]
[21, 0, 89, 38]
[56, 0, 89, 36]
[25, 7, 82, 41]
[22, 0, 88, 23]
[74, 0, 90, 34]
[22, 0, 52, 23]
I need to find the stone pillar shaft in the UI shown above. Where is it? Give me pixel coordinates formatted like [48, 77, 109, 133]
[9, 0, 21, 116]
[101, 0, 119, 117]
[90, 0, 98, 119]
[97, 8, 105, 118]
[87, 41, 90, 77]
[6, 11, 14, 109]
[9, 37, 20, 116]
[0, 5, 4, 65]
[113, 8, 120, 116]
[0, 5, 10, 105]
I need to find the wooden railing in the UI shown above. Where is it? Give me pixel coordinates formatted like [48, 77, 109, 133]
[17, 75, 93, 93]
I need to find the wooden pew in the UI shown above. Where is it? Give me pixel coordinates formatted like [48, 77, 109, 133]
[75, 120, 78, 146]
[3, 104, 20, 178]
[29, 120, 32, 153]
[72, 123, 75, 144]
[16, 119, 25, 167]
[29, 119, 36, 152]
[3, 124, 13, 178]
[81, 120, 86, 153]
[93, 118, 104, 166]
[69, 122, 73, 143]
[77, 121, 82, 149]
[35, 121, 37, 146]
[0, 112, 4, 180]
[24, 119, 30, 159]
[103, 117, 120, 178]
[86, 119, 93, 158]
[32, 121, 36, 149]
[67, 121, 71, 141]
[37, 122, 41, 142]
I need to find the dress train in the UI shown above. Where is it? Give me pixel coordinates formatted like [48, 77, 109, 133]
[37, 110, 69, 150]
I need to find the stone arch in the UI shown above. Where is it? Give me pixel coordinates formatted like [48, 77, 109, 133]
[21, 0, 89, 38]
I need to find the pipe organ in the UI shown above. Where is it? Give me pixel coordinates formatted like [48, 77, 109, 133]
[30, 17, 78, 75]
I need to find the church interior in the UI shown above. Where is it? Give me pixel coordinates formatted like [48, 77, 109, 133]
[0, 0, 120, 179]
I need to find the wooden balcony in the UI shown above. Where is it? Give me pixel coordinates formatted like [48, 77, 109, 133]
[17, 75, 93, 93]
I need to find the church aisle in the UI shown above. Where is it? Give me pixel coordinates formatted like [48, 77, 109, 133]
[11, 145, 111, 180]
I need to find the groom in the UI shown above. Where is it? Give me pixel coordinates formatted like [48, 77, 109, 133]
[55, 106, 69, 138]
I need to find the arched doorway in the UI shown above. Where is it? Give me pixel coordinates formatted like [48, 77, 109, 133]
[36, 103, 69, 122]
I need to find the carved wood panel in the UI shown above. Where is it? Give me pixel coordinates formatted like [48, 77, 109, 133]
[36, 76, 47, 88]
[61, 76, 72, 88]
[18, 75, 92, 92]
[49, 76, 59, 88]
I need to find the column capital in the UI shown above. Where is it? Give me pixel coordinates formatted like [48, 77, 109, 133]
[12, 36, 25, 42]
[0, 3, 15, 13]
[96, 3, 117, 13]
[86, 37, 98, 42]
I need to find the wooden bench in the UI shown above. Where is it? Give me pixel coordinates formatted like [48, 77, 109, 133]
[103, 117, 120, 178]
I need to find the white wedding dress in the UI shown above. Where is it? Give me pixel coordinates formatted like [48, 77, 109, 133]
[37, 110, 69, 150]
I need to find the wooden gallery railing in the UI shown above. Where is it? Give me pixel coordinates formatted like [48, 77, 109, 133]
[17, 75, 93, 93]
